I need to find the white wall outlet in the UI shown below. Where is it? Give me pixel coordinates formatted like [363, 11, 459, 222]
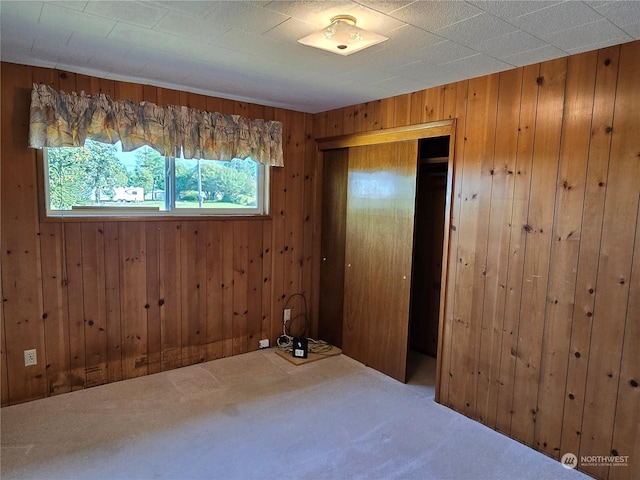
[24, 349, 37, 367]
[283, 309, 291, 322]
[259, 339, 270, 349]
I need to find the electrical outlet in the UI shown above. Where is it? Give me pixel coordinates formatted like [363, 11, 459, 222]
[24, 349, 37, 367]
[259, 339, 269, 349]
[283, 309, 291, 322]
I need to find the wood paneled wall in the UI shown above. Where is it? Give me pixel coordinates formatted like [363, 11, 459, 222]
[0, 62, 319, 405]
[313, 41, 640, 480]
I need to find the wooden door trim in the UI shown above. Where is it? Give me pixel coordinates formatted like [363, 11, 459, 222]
[434, 131, 456, 404]
[316, 120, 455, 150]
[316, 120, 456, 399]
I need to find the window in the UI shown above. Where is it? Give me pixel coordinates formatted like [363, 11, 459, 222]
[43, 139, 267, 217]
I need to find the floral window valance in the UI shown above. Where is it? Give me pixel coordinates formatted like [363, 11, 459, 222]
[28, 83, 284, 167]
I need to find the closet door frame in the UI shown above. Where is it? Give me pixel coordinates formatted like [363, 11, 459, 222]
[316, 119, 456, 402]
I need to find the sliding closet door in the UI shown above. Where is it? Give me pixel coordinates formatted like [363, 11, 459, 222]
[318, 148, 348, 348]
[342, 141, 418, 382]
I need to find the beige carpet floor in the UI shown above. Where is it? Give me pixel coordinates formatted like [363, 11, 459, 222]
[1, 349, 589, 480]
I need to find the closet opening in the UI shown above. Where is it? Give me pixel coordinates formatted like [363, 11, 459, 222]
[407, 136, 450, 390]
[315, 119, 455, 395]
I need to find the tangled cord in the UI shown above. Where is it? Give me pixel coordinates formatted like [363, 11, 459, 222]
[276, 293, 334, 355]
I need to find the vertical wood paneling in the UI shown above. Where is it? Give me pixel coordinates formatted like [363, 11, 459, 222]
[313, 111, 328, 139]
[233, 100, 248, 117]
[119, 223, 147, 379]
[32, 66, 58, 89]
[1, 62, 313, 406]
[354, 101, 380, 132]
[232, 221, 249, 355]
[609, 198, 640, 480]
[57, 70, 76, 92]
[511, 57, 567, 446]
[423, 87, 446, 123]
[534, 51, 597, 458]
[440, 80, 469, 405]
[560, 45, 620, 462]
[206, 96, 225, 116]
[221, 221, 234, 357]
[75, 74, 100, 96]
[393, 94, 411, 127]
[0, 126, 5, 402]
[143, 85, 157, 104]
[579, 40, 640, 479]
[159, 222, 182, 370]
[494, 64, 541, 434]
[379, 97, 395, 129]
[270, 109, 287, 340]
[1, 294, 7, 406]
[249, 102, 274, 342]
[313, 41, 639, 480]
[476, 67, 523, 427]
[409, 91, 425, 124]
[468, 75, 499, 421]
[145, 222, 161, 374]
[39, 223, 71, 395]
[80, 223, 108, 387]
[65, 223, 86, 391]
[180, 221, 208, 364]
[103, 222, 122, 382]
[261, 220, 273, 342]
[98, 78, 115, 98]
[204, 222, 223, 360]
[341, 105, 355, 135]
[284, 111, 305, 300]
[325, 109, 343, 137]
[447, 74, 499, 417]
[184, 92, 208, 111]
[247, 222, 263, 350]
[114, 82, 143, 103]
[2, 63, 47, 403]
[156, 87, 180, 107]
[303, 114, 319, 336]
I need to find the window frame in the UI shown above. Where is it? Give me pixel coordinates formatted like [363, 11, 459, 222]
[37, 144, 271, 222]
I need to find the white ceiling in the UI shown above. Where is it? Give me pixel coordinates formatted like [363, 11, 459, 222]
[1, 1, 638, 113]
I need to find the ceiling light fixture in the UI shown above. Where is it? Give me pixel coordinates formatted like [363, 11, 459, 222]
[298, 15, 388, 56]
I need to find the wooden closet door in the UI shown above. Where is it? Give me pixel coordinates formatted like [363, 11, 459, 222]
[342, 141, 418, 382]
[318, 149, 348, 348]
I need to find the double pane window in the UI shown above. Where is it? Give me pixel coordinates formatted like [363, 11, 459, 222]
[43, 139, 266, 217]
